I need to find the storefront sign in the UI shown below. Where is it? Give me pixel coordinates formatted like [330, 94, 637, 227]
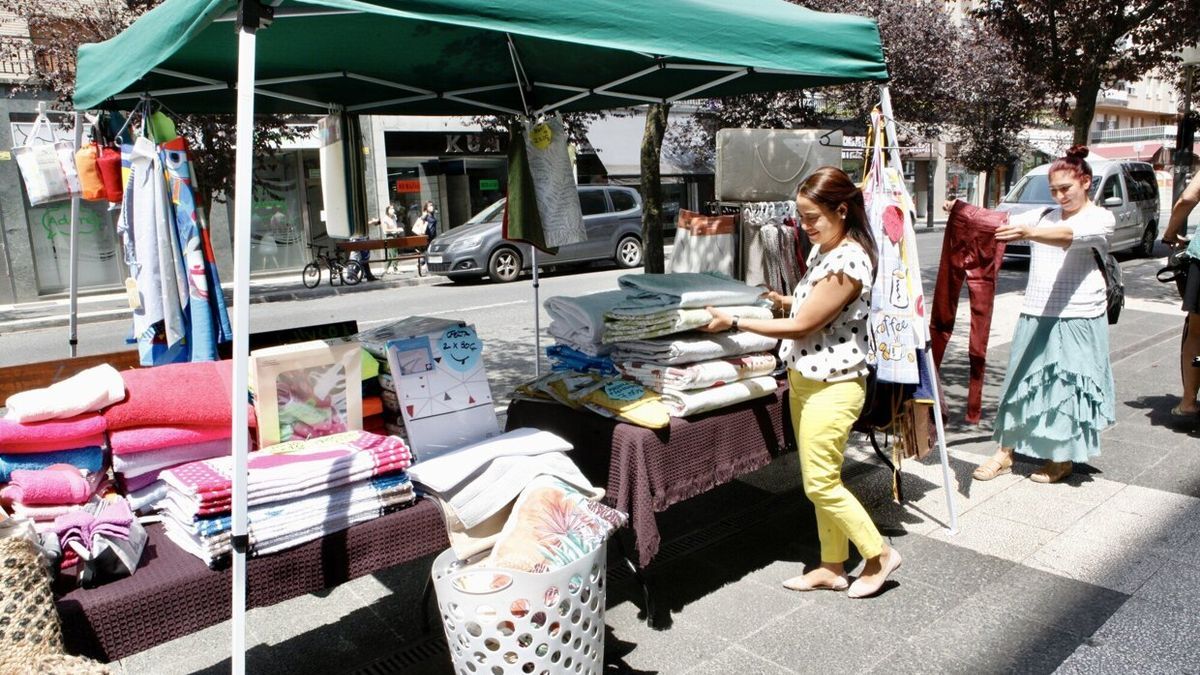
[396, 179, 421, 193]
[384, 131, 507, 158]
[479, 179, 499, 191]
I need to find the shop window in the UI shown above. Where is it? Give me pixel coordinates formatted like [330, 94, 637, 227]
[25, 199, 123, 294]
[252, 154, 306, 271]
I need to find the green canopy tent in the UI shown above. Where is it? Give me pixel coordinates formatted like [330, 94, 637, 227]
[74, 1, 952, 669]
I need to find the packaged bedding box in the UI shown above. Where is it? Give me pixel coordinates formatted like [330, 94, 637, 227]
[249, 339, 363, 448]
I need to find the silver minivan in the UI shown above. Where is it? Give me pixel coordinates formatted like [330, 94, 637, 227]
[425, 186, 645, 283]
[997, 159, 1160, 257]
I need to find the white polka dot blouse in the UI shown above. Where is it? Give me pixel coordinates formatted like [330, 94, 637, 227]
[778, 240, 873, 383]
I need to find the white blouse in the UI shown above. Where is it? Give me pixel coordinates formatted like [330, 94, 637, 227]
[1010, 205, 1114, 319]
[779, 240, 874, 383]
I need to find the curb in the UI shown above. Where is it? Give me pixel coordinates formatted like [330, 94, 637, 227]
[0, 273, 450, 333]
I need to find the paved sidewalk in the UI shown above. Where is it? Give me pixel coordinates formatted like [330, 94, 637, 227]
[90, 254, 1200, 674]
[0, 262, 445, 332]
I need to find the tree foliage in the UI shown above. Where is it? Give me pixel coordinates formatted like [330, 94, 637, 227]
[666, 1, 1043, 175]
[976, 0, 1200, 145]
[0, 0, 305, 218]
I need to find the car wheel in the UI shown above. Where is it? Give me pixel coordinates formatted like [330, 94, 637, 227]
[1134, 222, 1157, 258]
[488, 247, 522, 282]
[615, 236, 643, 269]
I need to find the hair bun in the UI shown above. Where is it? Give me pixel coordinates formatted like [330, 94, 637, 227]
[1066, 145, 1090, 160]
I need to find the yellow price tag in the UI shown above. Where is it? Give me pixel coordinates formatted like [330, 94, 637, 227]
[529, 123, 553, 150]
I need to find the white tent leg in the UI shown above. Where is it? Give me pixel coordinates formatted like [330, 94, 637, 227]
[231, 24, 258, 675]
[532, 248, 541, 377]
[68, 112, 83, 357]
[878, 84, 958, 535]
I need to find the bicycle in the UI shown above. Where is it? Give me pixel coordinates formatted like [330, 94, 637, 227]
[301, 244, 366, 289]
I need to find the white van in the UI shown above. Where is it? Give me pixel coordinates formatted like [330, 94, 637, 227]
[997, 159, 1160, 257]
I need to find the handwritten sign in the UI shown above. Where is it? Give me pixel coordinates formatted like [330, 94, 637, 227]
[439, 326, 482, 372]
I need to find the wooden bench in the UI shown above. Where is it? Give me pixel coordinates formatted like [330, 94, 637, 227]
[335, 235, 429, 271]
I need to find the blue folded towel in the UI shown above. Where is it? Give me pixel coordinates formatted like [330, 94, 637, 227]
[0, 446, 105, 482]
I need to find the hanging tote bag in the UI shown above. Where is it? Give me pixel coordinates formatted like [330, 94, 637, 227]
[97, 144, 124, 203]
[75, 142, 106, 201]
[862, 110, 927, 384]
[669, 209, 736, 276]
[13, 112, 79, 205]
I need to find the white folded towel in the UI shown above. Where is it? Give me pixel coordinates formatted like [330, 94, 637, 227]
[4, 364, 126, 423]
[407, 427, 572, 494]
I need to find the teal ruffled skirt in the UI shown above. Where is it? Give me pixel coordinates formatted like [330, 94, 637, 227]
[992, 315, 1115, 463]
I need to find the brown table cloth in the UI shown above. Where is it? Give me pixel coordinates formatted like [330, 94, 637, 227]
[54, 499, 448, 662]
[505, 382, 793, 567]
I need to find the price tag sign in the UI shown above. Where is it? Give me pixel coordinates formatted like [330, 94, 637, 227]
[438, 326, 482, 372]
[604, 380, 645, 401]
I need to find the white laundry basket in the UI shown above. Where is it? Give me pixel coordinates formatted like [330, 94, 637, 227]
[431, 543, 607, 675]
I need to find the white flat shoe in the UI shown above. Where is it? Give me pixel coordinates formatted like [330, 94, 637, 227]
[847, 548, 902, 599]
[782, 573, 849, 592]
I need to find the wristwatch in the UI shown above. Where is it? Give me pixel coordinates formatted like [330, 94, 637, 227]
[731, 316, 740, 331]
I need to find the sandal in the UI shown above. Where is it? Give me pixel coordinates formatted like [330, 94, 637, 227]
[1030, 460, 1072, 484]
[972, 457, 1012, 481]
[1170, 405, 1199, 418]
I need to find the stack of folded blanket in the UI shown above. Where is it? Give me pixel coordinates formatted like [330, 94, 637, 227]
[1, 365, 126, 529]
[156, 430, 415, 565]
[613, 331, 782, 417]
[101, 361, 255, 513]
[602, 273, 773, 343]
[544, 289, 628, 357]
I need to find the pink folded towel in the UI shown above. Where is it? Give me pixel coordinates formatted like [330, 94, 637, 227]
[9, 502, 80, 521]
[0, 414, 107, 453]
[102, 360, 257, 430]
[0, 464, 94, 505]
[109, 426, 231, 456]
[0, 434, 109, 455]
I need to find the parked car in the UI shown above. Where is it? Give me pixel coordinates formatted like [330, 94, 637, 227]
[996, 159, 1161, 258]
[425, 186, 645, 282]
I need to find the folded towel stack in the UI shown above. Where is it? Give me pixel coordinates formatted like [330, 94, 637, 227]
[100, 361, 257, 513]
[534, 274, 780, 422]
[155, 430, 416, 565]
[1, 367, 125, 526]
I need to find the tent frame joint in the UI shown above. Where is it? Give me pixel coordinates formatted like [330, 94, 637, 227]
[236, 0, 274, 33]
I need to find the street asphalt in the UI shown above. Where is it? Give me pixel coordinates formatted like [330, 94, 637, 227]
[5, 232, 1199, 674]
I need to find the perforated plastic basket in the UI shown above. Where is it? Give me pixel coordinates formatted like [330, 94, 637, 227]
[431, 543, 607, 675]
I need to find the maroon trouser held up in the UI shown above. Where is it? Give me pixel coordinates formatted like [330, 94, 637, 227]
[930, 201, 1007, 424]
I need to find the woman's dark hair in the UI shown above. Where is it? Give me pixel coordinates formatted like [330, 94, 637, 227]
[796, 166, 877, 273]
[1048, 145, 1093, 183]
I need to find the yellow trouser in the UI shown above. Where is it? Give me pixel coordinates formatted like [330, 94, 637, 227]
[788, 370, 883, 563]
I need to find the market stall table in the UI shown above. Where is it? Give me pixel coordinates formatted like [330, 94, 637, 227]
[53, 499, 447, 662]
[505, 381, 793, 569]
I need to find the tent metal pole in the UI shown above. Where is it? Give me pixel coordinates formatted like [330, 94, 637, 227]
[879, 84, 958, 535]
[68, 111, 83, 357]
[532, 249, 541, 378]
[231, 23, 258, 675]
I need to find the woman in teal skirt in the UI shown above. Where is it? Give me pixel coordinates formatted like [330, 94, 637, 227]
[961, 146, 1117, 484]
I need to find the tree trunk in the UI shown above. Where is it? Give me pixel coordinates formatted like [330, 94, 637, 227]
[1071, 74, 1103, 147]
[640, 103, 670, 274]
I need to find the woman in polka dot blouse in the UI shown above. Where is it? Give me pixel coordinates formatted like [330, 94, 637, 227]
[702, 167, 902, 599]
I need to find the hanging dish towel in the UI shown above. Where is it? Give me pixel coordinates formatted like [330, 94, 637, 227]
[521, 115, 586, 250]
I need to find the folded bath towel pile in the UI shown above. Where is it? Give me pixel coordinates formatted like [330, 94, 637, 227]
[156, 430, 415, 564]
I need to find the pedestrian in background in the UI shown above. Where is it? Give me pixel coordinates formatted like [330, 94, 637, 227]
[963, 146, 1116, 485]
[702, 167, 903, 599]
[1161, 170, 1200, 419]
[414, 201, 439, 240]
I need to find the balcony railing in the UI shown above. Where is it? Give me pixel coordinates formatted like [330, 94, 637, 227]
[1090, 124, 1178, 143]
[0, 37, 34, 81]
